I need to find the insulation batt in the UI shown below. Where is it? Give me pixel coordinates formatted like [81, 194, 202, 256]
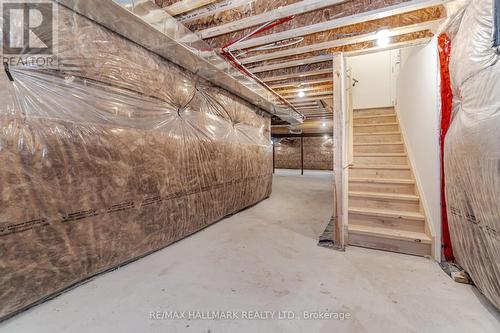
[0, 4, 272, 320]
[444, 0, 500, 310]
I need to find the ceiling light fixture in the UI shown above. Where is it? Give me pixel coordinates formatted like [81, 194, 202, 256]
[298, 90, 305, 98]
[376, 29, 390, 47]
[321, 122, 326, 127]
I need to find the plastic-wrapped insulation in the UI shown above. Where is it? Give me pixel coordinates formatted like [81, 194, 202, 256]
[443, 0, 500, 310]
[0, 3, 272, 320]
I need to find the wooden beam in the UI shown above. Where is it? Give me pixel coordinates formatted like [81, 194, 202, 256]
[297, 106, 329, 111]
[294, 106, 326, 109]
[287, 91, 333, 98]
[282, 90, 333, 99]
[269, 78, 333, 89]
[293, 101, 319, 105]
[288, 95, 333, 102]
[199, 0, 347, 39]
[261, 68, 332, 82]
[277, 84, 333, 95]
[178, 0, 249, 23]
[250, 54, 332, 73]
[228, 0, 448, 50]
[293, 103, 320, 107]
[241, 19, 443, 64]
[165, 0, 218, 16]
[344, 37, 432, 57]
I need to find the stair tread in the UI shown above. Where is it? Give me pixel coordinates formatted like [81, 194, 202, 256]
[353, 114, 395, 120]
[349, 207, 425, 220]
[354, 131, 400, 136]
[354, 153, 407, 157]
[351, 165, 410, 170]
[348, 224, 431, 243]
[349, 177, 415, 184]
[354, 107, 394, 112]
[354, 122, 398, 127]
[353, 142, 403, 146]
[349, 191, 419, 201]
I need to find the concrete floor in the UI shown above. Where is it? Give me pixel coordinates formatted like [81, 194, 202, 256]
[1, 169, 499, 332]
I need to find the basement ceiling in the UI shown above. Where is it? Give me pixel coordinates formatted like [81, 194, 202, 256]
[154, 0, 447, 128]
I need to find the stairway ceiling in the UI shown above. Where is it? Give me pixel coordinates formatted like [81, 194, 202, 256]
[155, 0, 447, 129]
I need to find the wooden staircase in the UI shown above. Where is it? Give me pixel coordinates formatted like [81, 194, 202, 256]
[348, 107, 432, 256]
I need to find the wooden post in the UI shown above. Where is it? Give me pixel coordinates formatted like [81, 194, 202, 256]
[301, 136, 304, 175]
[332, 53, 348, 250]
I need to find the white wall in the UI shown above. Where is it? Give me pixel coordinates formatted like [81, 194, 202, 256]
[347, 49, 399, 109]
[396, 38, 442, 260]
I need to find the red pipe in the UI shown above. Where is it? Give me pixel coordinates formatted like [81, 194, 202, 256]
[221, 16, 295, 50]
[220, 16, 303, 119]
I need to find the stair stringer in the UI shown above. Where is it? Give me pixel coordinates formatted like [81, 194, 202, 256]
[394, 105, 436, 259]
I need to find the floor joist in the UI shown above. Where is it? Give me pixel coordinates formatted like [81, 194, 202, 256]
[241, 19, 443, 64]
[199, 0, 346, 39]
[227, 0, 448, 50]
[261, 69, 332, 82]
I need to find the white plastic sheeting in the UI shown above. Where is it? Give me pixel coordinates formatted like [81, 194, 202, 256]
[444, 0, 500, 309]
[0, 3, 272, 320]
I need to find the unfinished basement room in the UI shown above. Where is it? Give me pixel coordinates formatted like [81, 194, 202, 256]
[0, 0, 499, 332]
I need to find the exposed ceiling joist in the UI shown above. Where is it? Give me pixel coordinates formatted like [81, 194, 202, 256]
[262, 68, 332, 82]
[252, 32, 433, 73]
[227, 0, 448, 51]
[165, 0, 218, 16]
[250, 54, 332, 73]
[199, 0, 346, 39]
[297, 108, 330, 112]
[286, 91, 333, 98]
[344, 37, 432, 57]
[288, 95, 333, 102]
[241, 19, 443, 64]
[178, 0, 249, 23]
[304, 115, 334, 119]
[269, 78, 333, 89]
[276, 84, 333, 94]
[303, 111, 331, 115]
[282, 91, 333, 100]
[292, 102, 320, 107]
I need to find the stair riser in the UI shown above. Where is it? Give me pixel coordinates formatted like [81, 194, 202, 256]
[349, 182, 415, 195]
[350, 196, 420, 212]
[353, 155, 408, 165]
[354, 144, 405, 153]
[348, 233, 432, 257]
[349, 168, 412, 179]
[354, 108, 395, 116]
[354, 134, 401, 144]
[349, 213, 425, 233]
[354, 124, 399, 133]
[354, 115, 397, 125]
